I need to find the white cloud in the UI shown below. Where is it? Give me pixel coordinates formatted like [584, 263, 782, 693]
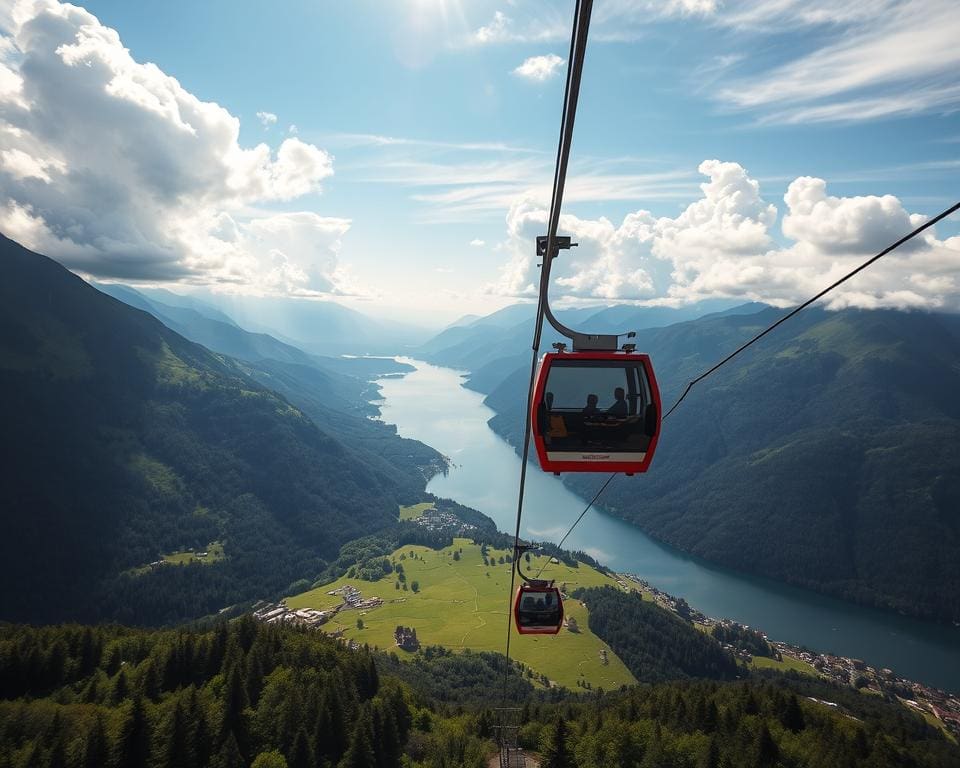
[489, 160, 960, 311]
[359, 146, 698, 223]
[717, 0, 960, 122]
[474, 10, 512, 43]
[256, 110, 278, 128]
[288, 124, 298, 135]
[467, 2, 715, 46]
[0, 0, 350, 295]
[513, 54, 565, 82]
[469, 238, 485, 246]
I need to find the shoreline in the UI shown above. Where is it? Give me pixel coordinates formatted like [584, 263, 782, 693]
[619, 572, 960, 737]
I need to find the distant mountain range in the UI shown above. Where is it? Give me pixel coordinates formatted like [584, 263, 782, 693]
[421, 302, 960, 623]
[148, 289, 431, 356]
[0, 235, 439, 625]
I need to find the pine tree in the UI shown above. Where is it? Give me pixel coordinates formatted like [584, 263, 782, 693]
[780, 694, 805, 733]
[288, 727, 315, 768]
[108, 668, 130, 706]
[161, 700, 193, 768]
[753, 723, 779, 768]
[251, 751, 289, 768]
[46, 733, 67, 768]
[219, 663, 250, 759]
[338, 708, 377, 768]
[372, 703, 400, 768]
[540, 714, 572, 768]
[314, 687, 348, 764]
[697, 737, 720, 768]
[80, 714, 109, 768]
[211, 732, 246, 768]
[114, 695, 151, 768]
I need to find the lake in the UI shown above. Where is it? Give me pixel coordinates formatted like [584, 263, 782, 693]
[376, 358, 960, 693]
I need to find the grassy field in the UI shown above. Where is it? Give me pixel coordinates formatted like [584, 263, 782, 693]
[399, 502, 434, 521]
[750, 654, 818, 676]
[162, 541, 225, 565]
[287, 538, 636, 691]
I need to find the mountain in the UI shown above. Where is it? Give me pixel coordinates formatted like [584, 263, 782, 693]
[95, 283, 412, 416]
[475, 305, 960, 623]
[181, 292, 431, 355]
[416, 300, 762, 376]
[135, 286, 242, 326]
[0, 234, 437, 625]
[94, 283, 321, 367]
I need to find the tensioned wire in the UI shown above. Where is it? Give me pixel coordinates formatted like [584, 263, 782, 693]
[500, 0, 594, 699]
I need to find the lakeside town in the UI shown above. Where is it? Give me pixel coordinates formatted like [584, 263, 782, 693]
[620, 573, 960, 738]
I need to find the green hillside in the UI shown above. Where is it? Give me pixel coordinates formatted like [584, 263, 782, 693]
[0, 235, 433, 625]
[479, 306, 960, 622]
[287, 538, 636, 691]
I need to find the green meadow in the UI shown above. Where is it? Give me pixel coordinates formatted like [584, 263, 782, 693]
[749, 653, 818, 676]
[162, 540, 225, 565]
[398, 502, 434, 521]
[287, 538, 636, 691]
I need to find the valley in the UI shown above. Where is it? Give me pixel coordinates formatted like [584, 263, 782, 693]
[374, 357, 960, 695]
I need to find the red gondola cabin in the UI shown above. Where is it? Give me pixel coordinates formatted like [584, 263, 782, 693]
[532, 351, 661, 475]
[514, 582, 563, 635]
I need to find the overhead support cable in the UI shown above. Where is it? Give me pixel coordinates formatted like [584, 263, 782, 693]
[663, 199, 960, 420]
[501, 0, 595, 699]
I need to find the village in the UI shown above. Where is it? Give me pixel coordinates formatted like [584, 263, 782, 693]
[252, 582, 387, 649]
[621, 573, 960, 737]
[409, 504, 479, 535]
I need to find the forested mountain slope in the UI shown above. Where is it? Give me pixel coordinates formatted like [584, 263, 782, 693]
[480, 306, 960, 622]
[96, 283, 439, 479]
[0, 235, 432, 625]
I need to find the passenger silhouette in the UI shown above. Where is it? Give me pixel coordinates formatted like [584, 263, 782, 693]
[606, 387, 628, 417]
[582, 393, 600, 415]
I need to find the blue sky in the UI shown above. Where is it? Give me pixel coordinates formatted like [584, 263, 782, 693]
[0, 0, 957, 326]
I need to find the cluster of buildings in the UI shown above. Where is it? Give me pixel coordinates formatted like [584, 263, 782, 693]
[618, 573, 960, 737]
[252, 601, 339, 628]
[409, 505, 478, 535]
[252, 583, 385, 633]
[773, 643, 960, 737]
[328, 584, 384, 611]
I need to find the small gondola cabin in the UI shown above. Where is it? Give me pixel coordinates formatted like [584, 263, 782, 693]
[532, 350, 661, 475]
[514, 583, 563, 635]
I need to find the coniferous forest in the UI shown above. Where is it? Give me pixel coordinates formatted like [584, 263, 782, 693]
[1, 619, 958, 768]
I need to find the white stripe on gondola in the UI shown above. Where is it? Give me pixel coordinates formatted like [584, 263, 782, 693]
[546, 451, 647, 462]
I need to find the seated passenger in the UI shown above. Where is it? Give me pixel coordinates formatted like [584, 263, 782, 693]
[582, 393, 600, 415]
[606, 387, 628, 417]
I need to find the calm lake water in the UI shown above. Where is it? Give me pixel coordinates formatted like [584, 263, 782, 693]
[376, 359, 960, 693]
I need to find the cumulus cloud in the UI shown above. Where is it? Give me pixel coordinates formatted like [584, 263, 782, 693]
[489, 160, 959, 311]
[256, 110, 278, 128]
[469, 238, 485, 246]
[0, 0, 351, 295]
[513, 54, 565, 82]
